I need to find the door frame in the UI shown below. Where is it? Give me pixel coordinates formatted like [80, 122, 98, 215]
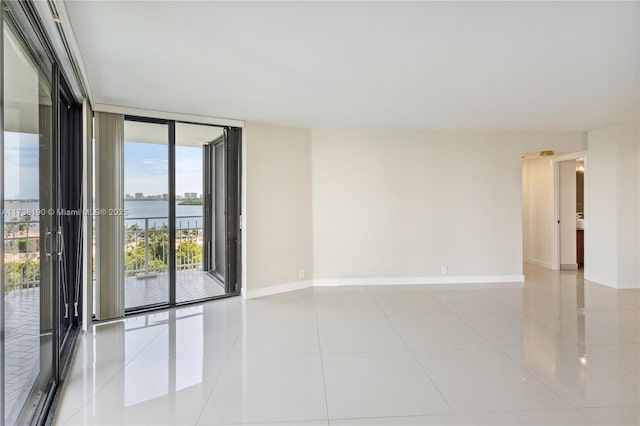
[122, 115, 242, 313]
[551, 151, 587, 271]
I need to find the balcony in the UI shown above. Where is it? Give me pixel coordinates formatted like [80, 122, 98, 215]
[3, 218, 40, 422]
[4, 218, 40, 292]
[124, 216, 225, 309]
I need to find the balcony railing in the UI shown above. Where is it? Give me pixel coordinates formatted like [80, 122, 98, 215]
[125, 216, 203, 279]
[4, 219, 40, 292]
[3, 216, 204, 292]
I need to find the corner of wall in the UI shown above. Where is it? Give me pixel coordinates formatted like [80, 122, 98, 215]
[243, 121, 314, 295]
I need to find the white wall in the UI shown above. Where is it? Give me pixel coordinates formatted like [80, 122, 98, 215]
[559, 160, 577, 268]
[522, 157, 554, 269]
[311, 130, 585, 284]
[586, 125, 639, 289]
[241, 125, 592, 295]
[242, 121, 314, 297]
[615, 126, 639, 287]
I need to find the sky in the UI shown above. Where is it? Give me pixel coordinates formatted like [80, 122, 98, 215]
[125, 141, 202, 197]
[4, 132, 39, 200]
[3, 133, 204, 200]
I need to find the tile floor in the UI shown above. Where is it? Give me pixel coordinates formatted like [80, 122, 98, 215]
[55, 265, 640, 425]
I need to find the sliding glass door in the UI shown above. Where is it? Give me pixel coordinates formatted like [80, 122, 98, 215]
[2, 4, 83, 423]
[175, 123, 226, 303]
[204, 127, 241, 295]
[2, 13, 55, 425]
[123, 118, 241, 312]
[123, 120, 170, 310]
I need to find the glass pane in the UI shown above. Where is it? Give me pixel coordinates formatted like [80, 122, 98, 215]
[124, 121, 169, 310]
[3, 21, 54, 424]
[175, 123, 226, 303]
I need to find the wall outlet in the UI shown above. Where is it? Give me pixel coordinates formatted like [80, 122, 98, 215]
[440, 265, 448, 275]
[299, 268, 306, 279]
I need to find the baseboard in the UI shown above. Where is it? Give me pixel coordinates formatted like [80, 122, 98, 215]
[241, 279, 314, 299]
[242, 275, 525, 299]
[584, 273, 640, 290]
[560, 263, 578, 271]
[313, 274, 524, 287]
[526, 258, 553, 270]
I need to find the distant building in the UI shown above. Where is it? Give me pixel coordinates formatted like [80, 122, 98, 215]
[185, 192, 197, 199]
[162, 193, 169, 200]
[134, 193, 144, 199]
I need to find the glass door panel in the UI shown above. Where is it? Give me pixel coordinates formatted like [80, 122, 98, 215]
[2, 18, 54, 425]
[124, 120, 169, 310]
[175, 123, 225, 303]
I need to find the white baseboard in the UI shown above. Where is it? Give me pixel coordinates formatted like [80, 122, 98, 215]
[583, 273, 640, 289]
[313, 275, 524, 287]
[242, 274, 524, 298]
[242, 279, 313, 299]
[560, 263, 578, 271]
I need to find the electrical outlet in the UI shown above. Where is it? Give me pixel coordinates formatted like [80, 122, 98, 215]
[440, 265, 448, 275]
[299, 268, 306, 279]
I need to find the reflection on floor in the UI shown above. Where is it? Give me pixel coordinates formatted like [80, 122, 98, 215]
[124, 269, 226, 309]
[57, 264, 640, 425]
[4, 288, 40, 426]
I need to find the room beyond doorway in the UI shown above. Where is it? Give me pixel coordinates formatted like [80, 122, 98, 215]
[521, 152, 587, 274]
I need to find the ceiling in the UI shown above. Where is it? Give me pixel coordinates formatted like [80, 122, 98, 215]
[64, 1, 639, 131]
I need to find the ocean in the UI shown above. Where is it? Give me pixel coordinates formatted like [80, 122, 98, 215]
[3, 200, 203, 230]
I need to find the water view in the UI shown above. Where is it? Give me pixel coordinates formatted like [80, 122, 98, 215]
[4, 200, 203, 228]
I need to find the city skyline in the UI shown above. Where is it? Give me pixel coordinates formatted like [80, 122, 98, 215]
[125, 192, 202, 200]
[5, 135, 207, 201]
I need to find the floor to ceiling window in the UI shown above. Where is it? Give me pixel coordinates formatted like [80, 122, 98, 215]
[175, 123, 226, 304]
[1, 2, 84, 424]
[122, 117, 241, 313]
[124, 120, 170, 310]
[2, 16, 54, 425]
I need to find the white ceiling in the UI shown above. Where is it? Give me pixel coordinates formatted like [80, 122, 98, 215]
[64, 1, 639, 131]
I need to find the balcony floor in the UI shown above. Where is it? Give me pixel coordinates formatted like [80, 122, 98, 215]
[3, 288, 40, 425]
[124, 269, 226, 310]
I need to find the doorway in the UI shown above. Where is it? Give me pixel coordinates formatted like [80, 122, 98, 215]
[122, 118, 241, 312]
[201, 131, 241, 295]
[556, 157, 586, 271]
[521, 152, 587, 272]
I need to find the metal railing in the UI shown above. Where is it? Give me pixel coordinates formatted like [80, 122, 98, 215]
[124, 216, 203, 279]
[3, 215, 205, 291]
[4, 219, 41, 292]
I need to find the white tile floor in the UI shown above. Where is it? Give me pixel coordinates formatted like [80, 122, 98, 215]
[54, 265, 640, 425]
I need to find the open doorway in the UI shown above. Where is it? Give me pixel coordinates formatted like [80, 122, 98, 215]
[557, 158, 585, 270]
[521, 152, 587, 273]
[576, 159, 585, 269]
